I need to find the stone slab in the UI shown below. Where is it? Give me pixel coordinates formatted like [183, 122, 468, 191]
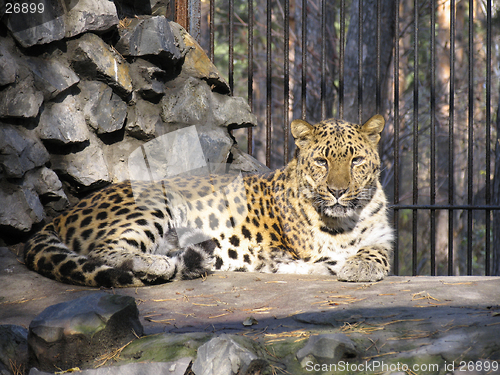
[1, 247, 499, 370]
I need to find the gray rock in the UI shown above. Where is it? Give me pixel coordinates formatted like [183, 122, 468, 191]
[24, 167, 69, 213]
[0, 66, 43, 118]
[115, 16, 183, 65]
[69, 33, 133, 97]
[28, 293, 143, 372]
[128, 125, 233, 180]
[0, 38, 17, 86]
[3, 0, 118, 48]
[63, 0, 119, 39]
[161, 77, 211, 126]
[197, 126, 233, 173]
[128, 58, 166, 100]
[229, 147, 270, 174]
[0, 124, 50, 178]
[126, 98, 162, 140]
[25, 57, 80, 101]
[169, 22, 229, 94]
[38, 94, 89, 144]
[211, 93, 257, 129]
[151, 0, 173, 17]
[28, 359, 191, 375]
[296, 334, 358, 368]
[161, 77, 257, 129]
[50, 135, 110, 188]
[2, 0, 66, 47]
[0, 361, 10, 375]
[102, 135, 144, 182]
[0, 179, 45, 232]
[0, 325, 28, 373]
[192, 334, 266, 375]
[78, 81, 127, 134]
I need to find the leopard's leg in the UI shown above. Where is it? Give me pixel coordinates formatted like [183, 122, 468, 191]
[24, 224, 144, 287]
[337, 245, 391, 282]
[89, 236, 216, 284]
[88, 243, 179, 285]
[24, 224, 215, 287]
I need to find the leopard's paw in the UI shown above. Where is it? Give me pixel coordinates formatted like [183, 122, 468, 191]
[337, 257, 387, 282]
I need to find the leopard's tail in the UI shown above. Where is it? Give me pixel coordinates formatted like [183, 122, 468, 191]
[24, 223, 146, 288]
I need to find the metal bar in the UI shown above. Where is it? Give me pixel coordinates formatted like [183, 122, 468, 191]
[266, 0, 272, 166]
[467, 0, 474, 275]
[189, 0, 201, 43]
[284, 0, 290, 163]
[485, 0, 492, 275]
[247, 0, 254, 156]
[321, 0, 327, 120]
[430, 0, 436, 275]
[392, 0, 400, 276]
[176, 0, 189, 31]
[209, 0, 214, 62]
[376, 0, 381, 114]
[448, 0, 456, 276]
[412, 0, 419, 276]
[358, 0, 363, 124]
[301, 0, 307, 119]
[339, 0, 345, 119]
[228, 0, 234, 93]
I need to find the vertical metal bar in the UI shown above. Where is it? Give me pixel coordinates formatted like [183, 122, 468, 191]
[301, 0, 307, 119]
[412, 0, 419, 276]
[209, 0, 215, 62]
[228, 0, 234, 93]
[266, 0, 272, 166]
[448, 0, 456, 276]
[189, 0, 201, 43]
[247, 0, 254, 156]
[393, 0, 400, 276]
[339, 0, 345, 119]
[321, 0, 327, 120]
[376, 0, 381, 114]
[176, 0, 189, 31]
[284, 0, 290, 163]
[358, 0, 363, 124]
[466, 0, 474, 275]
[485, 0, 492, 275]
[430, 0, 436, 275]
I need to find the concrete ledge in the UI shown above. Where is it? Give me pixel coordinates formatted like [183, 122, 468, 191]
[1, 246, 499, 369]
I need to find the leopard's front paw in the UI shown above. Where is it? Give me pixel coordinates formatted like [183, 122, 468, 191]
[337, 257, 387, 282]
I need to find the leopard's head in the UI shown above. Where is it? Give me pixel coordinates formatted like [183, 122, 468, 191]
[291, 115, 385, 218]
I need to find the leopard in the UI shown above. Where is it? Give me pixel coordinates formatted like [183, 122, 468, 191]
[24, 115, 393, 287]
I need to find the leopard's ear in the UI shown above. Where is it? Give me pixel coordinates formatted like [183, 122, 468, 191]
[291, 119, 314, 149]
[360, 115, 385, 145]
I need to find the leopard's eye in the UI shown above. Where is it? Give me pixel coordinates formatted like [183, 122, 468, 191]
[352, 156, 365, 166]
[315, 158, 328, 167]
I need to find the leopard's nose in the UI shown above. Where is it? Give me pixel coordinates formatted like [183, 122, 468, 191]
[328, 187, 347, 199]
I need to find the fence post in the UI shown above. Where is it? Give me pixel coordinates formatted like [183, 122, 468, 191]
[175, 0, 201, 43]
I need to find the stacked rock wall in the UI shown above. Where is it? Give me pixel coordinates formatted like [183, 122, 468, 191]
[0, 0, 263, 243]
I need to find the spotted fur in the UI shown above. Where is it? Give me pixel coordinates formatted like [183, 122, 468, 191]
[24, 115, 393, 287]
